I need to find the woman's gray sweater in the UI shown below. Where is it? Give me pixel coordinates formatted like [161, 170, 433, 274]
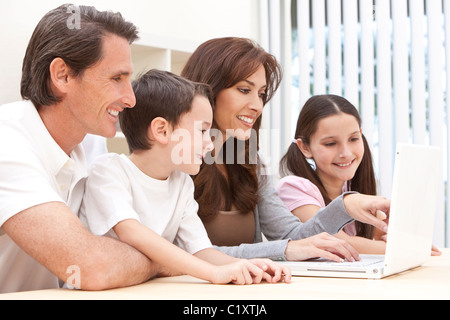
[214, 174, 355, 260]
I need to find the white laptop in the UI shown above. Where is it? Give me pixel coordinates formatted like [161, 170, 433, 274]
[282, 143, 441, 279]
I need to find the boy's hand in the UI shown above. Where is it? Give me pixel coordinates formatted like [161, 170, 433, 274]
[248, 258, 291, 284]
[209, 259, 291, 285]
[209, 260, 262, 285]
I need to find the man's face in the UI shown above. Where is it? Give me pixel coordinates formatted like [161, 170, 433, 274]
[66, 33, 136, 138]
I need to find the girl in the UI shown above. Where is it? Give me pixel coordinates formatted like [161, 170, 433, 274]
[278, 95, 386, 254]
[181, 38, 390, 261]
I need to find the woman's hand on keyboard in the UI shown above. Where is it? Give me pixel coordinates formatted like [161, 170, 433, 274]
[284, 232, 360, 262]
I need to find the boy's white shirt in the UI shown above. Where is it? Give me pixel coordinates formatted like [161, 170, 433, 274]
[79, 153, 212, 255]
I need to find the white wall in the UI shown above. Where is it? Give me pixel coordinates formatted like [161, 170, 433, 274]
[0, 0, 261, 104]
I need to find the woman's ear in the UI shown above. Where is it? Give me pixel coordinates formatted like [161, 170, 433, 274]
[148, 117, 171, 145]
[296, 138, 313, 159]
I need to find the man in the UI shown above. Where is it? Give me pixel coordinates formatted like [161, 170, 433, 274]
[0, 4, 158, 293]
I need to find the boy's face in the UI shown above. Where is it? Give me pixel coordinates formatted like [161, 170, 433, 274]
[170, 95, 213, 175]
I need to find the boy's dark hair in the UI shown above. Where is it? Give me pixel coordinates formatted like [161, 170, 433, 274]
[120, 69, 214, 153]
[21, 4, 138, 109]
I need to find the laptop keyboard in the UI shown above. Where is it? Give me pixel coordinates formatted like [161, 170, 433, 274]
[307, 255, 384, 267]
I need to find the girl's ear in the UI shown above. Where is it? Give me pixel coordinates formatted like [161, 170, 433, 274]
[296, 138, 313, 159]
[148, 117, 171, 145]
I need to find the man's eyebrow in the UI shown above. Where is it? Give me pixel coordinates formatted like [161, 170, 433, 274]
[112, 70, 132, 76]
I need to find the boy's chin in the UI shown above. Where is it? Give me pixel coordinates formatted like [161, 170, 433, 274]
[183, 164, 201, 176]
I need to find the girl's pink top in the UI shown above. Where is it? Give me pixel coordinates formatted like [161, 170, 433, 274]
[277, 176, 356, 236]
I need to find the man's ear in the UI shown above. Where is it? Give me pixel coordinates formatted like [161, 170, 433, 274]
[296, 138, 313, 159]
[148, 117, 171, 145]
[49, 57, 71, 95]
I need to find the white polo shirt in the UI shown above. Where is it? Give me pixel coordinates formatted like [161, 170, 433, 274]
[0, 100, 88, 293]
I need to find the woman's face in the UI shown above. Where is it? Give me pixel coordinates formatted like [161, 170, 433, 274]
[214, 64, 266, 141]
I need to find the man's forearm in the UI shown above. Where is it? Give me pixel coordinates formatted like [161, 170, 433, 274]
[3, 202, 159, 291]
[77, 235, 159, 291]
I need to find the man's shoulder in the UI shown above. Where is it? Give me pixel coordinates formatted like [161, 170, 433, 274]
[0, 100, 35, 121]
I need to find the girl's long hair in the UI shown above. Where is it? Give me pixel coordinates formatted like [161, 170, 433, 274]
[279, 95, 377, 239]
[181, 37, 282, 221]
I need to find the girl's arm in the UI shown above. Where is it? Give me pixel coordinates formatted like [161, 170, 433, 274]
[291, 204, 322, 222]
[113, 219, 275, 284]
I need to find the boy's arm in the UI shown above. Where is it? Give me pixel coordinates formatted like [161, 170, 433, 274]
[3, 202, 159, 290]
[113, 219, 271, 284]
[194, 247, 239, 265]
[113, 219, 217, 280]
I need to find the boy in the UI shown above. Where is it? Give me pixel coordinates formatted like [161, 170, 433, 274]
[79, 69, 290, 285]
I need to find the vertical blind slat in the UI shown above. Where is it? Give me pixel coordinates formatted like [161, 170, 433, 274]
[409, 0, 427, 145]
[297, 0, 310, 108]
[375, 0, 393, 196]
[360, 0, 376, 147]
[343, 0, 359, 107]
[269, 0, 282, 176]
[327, 0, 342, 95]
[392, 0, 410, 144]
[445, 0, 450, 247]
[427, 0, 445, 148]
[313, 0, 326, 94]
[258, 0, 272, 173]
[427, 0, 445, 247]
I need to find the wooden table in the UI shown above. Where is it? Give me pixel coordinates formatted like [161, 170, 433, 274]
[2, 249, 449, 300]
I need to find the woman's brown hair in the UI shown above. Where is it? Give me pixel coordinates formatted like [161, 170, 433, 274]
[279, 95, 377, 239]
[181, 37, 282, 221]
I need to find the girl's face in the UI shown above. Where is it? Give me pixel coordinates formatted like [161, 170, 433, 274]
[298, 113, 364, 188]
[214, 64, 266, 141]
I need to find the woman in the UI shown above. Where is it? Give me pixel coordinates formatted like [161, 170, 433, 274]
[181, 37, 389, 262]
